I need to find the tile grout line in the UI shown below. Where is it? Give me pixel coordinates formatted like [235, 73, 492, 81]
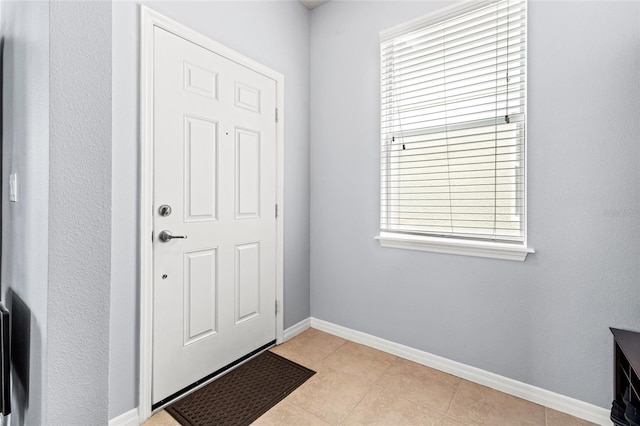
[268, 370, 332, 425]
[335, 349, 397, 425]
[371, 356, 396, 387]
[370, 357, 466, 423]
[445, 378, 463, 415]
[544, 406, 548, 426]
[282, 398, 334, 426]
[274, 332, 352, 426]
[336, 383, 375, 426]
[319, 335, 349, 363]
[444, 378, 464, 420]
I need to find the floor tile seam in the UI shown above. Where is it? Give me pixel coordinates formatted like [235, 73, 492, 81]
[402, 391, 455, 425]
[338, 383, 469, 426]
[443, 377, 464, 419]
[285, 365, 368, 426]
[319, 358, 393, 388]
[279, 399, 333, 426]
[335, 382, 376, 426]
[372, 364, 460, 418]
[344, 341, 399, 364]
[444, 413, 473, 426]
[271, 340, 330, 371]
[317, 339, 349, 364]
[322, 363, 380, 392]
[446, 376, 464, 418]
[369, 359, 395, 388]
[370, 355, 409, 388]
[337, 352, 398, 370]
[443, 379, 548, 426]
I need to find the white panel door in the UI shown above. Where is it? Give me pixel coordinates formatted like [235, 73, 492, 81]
[152, 26, 277, 404]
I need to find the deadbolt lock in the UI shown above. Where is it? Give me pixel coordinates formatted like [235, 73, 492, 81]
[158, 205, 172, 217]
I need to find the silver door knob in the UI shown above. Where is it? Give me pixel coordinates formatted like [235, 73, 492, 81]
[158, 230, 187, 243]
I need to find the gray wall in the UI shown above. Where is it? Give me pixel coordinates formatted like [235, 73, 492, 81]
[48, 1, 112, 424]
[310, 0, 640, 408]
[110, 1, 311, 417]
[1, 1, 113, 424]
[0, 1, 49, 424]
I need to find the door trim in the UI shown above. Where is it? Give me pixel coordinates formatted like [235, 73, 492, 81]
[139, 6, 285, 422]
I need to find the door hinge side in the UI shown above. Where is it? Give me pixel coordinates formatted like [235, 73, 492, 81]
[275, 204, 278, 219]
[275, 108, 279, 123]
[275, 300, 278, 315]
[151, 231, 154, 243]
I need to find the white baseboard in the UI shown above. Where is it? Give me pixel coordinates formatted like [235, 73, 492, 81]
[310, 317, 610, 426]
[283, 317, 311, 342]
[109, 408, 139, 426]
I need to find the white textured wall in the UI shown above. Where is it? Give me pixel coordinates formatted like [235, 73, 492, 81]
[310, 0, 640, 408]
[48, 1, 112, 424]
[0, 1, 49, 424]
[110, 1, 311, 418]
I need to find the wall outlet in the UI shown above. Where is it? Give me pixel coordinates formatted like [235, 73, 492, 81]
[9, 174, 17, 202]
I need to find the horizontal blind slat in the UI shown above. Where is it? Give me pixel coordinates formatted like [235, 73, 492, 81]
[382, 120, 523, 140]
[381, 115, 525, 138]
[382, 136, 523, 151]
[381, 131, 523, 151]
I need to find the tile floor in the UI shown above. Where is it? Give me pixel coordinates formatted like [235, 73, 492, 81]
[143, 328, 597, 426]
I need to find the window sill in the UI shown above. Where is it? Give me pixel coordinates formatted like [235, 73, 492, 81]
[375, 232, 534, 262]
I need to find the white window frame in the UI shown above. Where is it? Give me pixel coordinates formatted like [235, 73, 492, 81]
[376, 0, 533, 261]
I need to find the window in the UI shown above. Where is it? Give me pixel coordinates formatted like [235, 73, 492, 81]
[378, 0, 532, 261]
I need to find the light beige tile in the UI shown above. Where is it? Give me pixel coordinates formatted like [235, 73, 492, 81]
[321, 341, 396, 385]
[141, 410, 180, 426]
[376, 357, 461, 413]
[270, 328, 346, 371]
[447, 380, 546, 426]
[442, 417, 471, 426]
[286, 367, 370, 425]
[342, 386, 450, 426]
[545, 408, 598, 426]
[251, 400, 331, 426]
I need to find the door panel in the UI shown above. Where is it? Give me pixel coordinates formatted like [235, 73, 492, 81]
[184, 248, 218, 344]
[235, 128, 261, 219]
[152, 26, 277, 404]
[185, 116, 218, 221]
[235, 242, 261, 324]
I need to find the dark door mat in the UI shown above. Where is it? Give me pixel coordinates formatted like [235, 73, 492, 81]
[166, 351, 315, 426]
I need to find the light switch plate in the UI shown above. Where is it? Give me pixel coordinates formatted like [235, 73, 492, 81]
[9, 174, 17, 202]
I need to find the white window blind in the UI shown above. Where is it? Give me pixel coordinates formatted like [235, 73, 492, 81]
[380, 0, 527, 245]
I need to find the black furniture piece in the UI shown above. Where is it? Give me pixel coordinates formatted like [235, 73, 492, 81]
[611, 328, 640, 425]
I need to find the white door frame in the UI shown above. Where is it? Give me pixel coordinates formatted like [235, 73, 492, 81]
[138, 6, 285, 421]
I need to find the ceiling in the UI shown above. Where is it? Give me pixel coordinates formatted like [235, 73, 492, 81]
[299, 0, 329, 10]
